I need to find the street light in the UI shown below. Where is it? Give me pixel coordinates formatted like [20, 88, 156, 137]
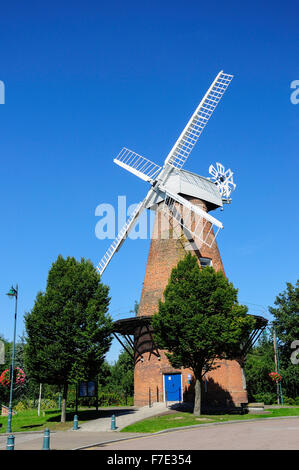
[6, 284, 18, 433]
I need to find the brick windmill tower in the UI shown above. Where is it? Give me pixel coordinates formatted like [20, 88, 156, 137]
[97, 71, 266, 410]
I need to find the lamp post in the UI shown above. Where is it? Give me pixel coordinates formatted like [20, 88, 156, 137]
[273, 328, 284, 405]
[6, 285, 18, 433]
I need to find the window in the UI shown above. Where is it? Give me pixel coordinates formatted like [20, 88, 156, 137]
[200, 257, 212, 268]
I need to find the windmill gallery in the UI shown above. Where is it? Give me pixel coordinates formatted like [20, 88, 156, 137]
[97, 71, 267, 410]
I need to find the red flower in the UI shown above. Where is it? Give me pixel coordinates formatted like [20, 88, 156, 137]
[0, 367, 26, 387]
[269, 371, 282, 383]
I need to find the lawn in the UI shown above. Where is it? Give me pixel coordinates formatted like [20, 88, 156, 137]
[120, 406, 299, 433]
[0, 408, 102, 433]
[1, 405, 298, 435]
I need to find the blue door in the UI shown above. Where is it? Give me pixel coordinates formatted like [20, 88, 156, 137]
[164, 374, 181, 401]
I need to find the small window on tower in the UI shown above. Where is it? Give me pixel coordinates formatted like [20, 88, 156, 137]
[200, 257, 212, 268]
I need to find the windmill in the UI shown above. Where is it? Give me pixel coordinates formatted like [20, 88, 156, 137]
[97, 70, 236, 276]
[96, 71, 268, 408]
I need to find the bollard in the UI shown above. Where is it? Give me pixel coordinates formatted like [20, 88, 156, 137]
[111, 414, 116, 430]
[42, 428, 50, 450]
[73, 414, 79, 430]
[6, 435, 15, 451]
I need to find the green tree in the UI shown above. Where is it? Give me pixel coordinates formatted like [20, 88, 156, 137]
[152, 253, 255, 416]
[270, 281, 299, 350]
[97, 360, 112, 390]
[109, 347, 134, 396]
[130, 301, 139, 317]
[269, 280, 299, 400]
[0, 335, 10, 405]
[242, 281, 299, 404]
[244, 331, 277, 403]
[0, 334, 29, 406]
[24, 255, 113, 422]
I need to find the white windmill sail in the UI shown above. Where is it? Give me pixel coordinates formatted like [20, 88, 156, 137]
[158, 186, 223, 248]
[163, 71, 233, 170]
[96, 188, 155, 275]
[96, 200, 145, 275]
[97, 70, 234, 274]
[114, 148, 162, 183]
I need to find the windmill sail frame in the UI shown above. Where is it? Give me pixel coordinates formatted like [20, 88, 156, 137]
[96, 70, 234, 275]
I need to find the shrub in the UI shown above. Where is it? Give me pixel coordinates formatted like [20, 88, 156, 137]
[283, 397, 296, 406]
[97, 391, 133, 406]
[13, 398, 58, 412]
[15, 401, 27, 412]
[253, 392, 277, 404]
[40, 399, 57, 410]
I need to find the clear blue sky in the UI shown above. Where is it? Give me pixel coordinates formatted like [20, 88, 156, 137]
[0, 1, 298, 363]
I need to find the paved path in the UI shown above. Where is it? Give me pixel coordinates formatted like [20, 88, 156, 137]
[77, 402, 170, 432]
[0, 402, 171, 450]
[0, 430, 149, 450]
[93, 417, 299, 450]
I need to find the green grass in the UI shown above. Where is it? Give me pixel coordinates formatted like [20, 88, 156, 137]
[1, 405, 298, 435]
[0, 408, 104, 434]
[120, 407, 299, 433]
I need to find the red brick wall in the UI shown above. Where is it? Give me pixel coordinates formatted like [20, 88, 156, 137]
[134, 198, 248, 408]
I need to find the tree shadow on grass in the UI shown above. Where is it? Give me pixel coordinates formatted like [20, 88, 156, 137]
[46, 407, 138, 423]
[21, 424, 44, 429]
